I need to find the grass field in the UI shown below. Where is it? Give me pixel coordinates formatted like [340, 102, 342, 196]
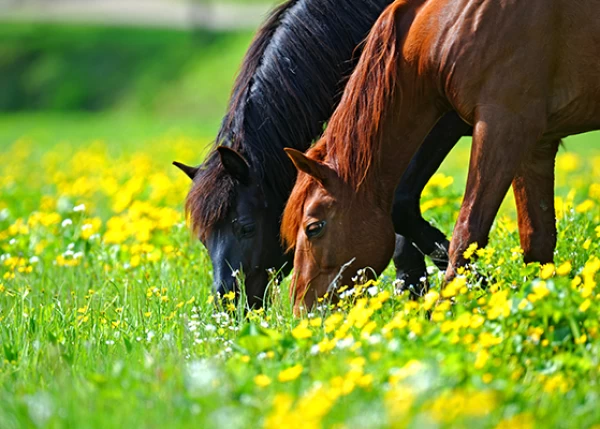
[1, 114, 600, 428]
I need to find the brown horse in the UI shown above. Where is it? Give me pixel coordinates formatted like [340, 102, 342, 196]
[281, 0, 600, 312]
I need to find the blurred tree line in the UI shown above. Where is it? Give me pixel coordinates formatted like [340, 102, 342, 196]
[0, 23, 253, 120]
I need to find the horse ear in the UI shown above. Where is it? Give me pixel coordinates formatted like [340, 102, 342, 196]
[284, 148, 330, 186]
[217, 146, 250, 183]
[172, 161, 199, 180]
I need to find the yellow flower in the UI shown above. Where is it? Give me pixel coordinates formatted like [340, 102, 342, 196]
[385, 385, 415, 421]
[543, 374, 571, 394]
[579, 299, 591, 312]
[474, 349, 489, 369]
[556, 152, 580, 173]
[463, 242, 478, 260]
[254, 374, 271, 387]
[478, 332, 502, 348]
[540, 263, 555, 280]
[421, 197, 448, 213]
[309, 317, 322, 327]
[422, 290, 439, 311]
[442, 276, 467, 298]
[487, 290, 511, 319]
[576, 199, 595, 213]
[291, 320, 312, 340]
[324, 313, 344, 333]
[317, 337, 337, 353]
[278, 365, 303, 382]
[222, 291, 235, 301]
[427, 389, 497, 423]
[470, 314, 485, 329]
[528, 281, 550, 302]
[556, 261, 572, 276]
[389, 360, 424, 385]
[494, 413, 534, 429]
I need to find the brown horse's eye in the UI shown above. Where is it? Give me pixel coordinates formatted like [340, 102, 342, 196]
[305, 221, 326, 239]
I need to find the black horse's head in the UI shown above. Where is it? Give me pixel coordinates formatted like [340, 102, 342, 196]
[174, 146, 291, 308]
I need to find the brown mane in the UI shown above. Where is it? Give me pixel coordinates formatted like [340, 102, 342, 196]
[324, 0, 408, 189]
[281, 1, 410, 251]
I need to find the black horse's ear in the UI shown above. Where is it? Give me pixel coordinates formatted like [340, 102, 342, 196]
[172, 161, 199, 180]
[217, 146, 250, 183]
[284, 148, 331, 186]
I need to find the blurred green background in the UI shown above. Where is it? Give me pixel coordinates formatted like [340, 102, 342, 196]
[0, 0, 282, 143]
[0, 0, 597, 170]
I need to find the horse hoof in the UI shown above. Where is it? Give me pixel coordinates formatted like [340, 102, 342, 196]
[395, 269, 429, 298]
[428, 240, 450, 271]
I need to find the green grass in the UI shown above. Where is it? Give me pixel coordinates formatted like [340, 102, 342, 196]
[0, 115, 600, 428]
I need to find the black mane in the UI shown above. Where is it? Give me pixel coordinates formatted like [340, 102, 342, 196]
[187, 0, 392, 239]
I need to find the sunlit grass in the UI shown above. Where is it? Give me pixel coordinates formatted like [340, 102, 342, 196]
[1, 119, 599, 428]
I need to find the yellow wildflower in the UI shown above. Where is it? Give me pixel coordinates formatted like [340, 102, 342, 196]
[291, 320, 312, 340]
[494, 413, 534, 429]
[474, 349, 489, 369]
[556, 261, 572, 276]
[540, 263, 555, 280]
[463, 242, 478, 260]
[278, 365, 303, 382]
[254, 374, 271, 387]
[579, 299, 591, 312]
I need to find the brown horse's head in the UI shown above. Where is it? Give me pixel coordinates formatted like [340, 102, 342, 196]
[282, 148, 396, 314]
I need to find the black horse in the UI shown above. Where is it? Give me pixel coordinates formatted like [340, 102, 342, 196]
[174, 0, 472, 307]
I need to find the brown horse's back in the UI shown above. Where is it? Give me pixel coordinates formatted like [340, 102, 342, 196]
[549, 0, 600, 135]
[409, 0, 600, 135]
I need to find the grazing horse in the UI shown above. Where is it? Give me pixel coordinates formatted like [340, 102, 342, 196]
[174, 0, 473, 307]
[282, 0, 600, 312]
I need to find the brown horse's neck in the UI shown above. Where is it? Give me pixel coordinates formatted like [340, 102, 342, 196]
[364, 89, 444, 212]
[318, 0, 442, 213]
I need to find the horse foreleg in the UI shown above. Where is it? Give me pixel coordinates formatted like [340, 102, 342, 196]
[512, 139, 560, 264]
[393, 234, 428, 295]
[392, 111, 472, 275]
[446, 104, 544, 280]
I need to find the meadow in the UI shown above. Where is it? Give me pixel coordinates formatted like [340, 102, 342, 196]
[0, 111, 599, 428]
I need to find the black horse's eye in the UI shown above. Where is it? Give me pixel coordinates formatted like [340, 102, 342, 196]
[240, 223, 256, 238]
[305, 221, 326, 239]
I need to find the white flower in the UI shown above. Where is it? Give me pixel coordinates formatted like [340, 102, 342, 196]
[29, 256, 40, 264]
[61, 219, 72, 227]
[367, 286, 379, 296]
[185, 360, 219, 397]
[73, 204, 86, 212]
[24, 393, 53, 427]
[337, 337, 355, 349]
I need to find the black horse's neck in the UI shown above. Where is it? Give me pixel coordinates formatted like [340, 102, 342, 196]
[188, 0, 393, 239]
[214, 0, 393, 200]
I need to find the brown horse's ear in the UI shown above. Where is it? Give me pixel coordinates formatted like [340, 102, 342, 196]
[284, 148, 330, 186]
[217, 146, 250, 184]
[172, 161, 199, 180]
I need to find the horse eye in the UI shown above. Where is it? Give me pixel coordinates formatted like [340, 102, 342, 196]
[240, 223, 256, 238]
[305, 221, 326, 239]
